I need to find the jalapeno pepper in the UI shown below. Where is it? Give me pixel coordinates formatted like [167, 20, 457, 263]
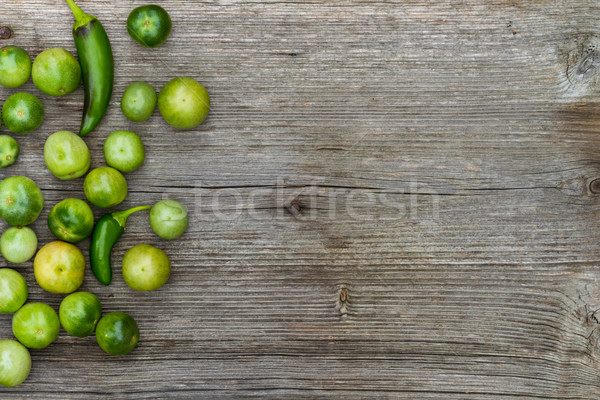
[64, 0, 113, 136]
[90, 205, 150, 285]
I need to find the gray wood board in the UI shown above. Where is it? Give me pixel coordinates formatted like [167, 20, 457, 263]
[1, 0, 600, 398]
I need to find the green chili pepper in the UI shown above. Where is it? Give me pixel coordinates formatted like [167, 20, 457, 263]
[89, 205, 151, 285]
[64, 0, 114, 137]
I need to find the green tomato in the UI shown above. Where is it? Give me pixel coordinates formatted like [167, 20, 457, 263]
[47, 198, 94, 243]
[44, 130, 91, 180]
[122, 244, 171, 291]
[103, 130, 145, 173]
[83, 167, 128, 208]
[0, 268, 28, 314]
[59, 292, 102, 337]
[0, 340, 31, 387]
[149, 199, 188, 239]
[0, 135, 20, 168]
[158, 77, 210, 129]
[33, 241, 85, 294]
[2, 92, 44, 134]
[121, 82, 157, 122]
[127, 5, 172, 48]
[95, 312, 139, 355]
[32, 48, 81, 96]
[12, 302, 60, 349]
[0, 176, 44, 226]
[0, 46, 31, 88]
[0, 226, 37, 263]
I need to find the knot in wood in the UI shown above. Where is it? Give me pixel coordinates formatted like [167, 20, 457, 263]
[589, 178, 600, 194]
[563, 35, 600, 96]
[337, 286, 349, 317]
[0, 26, 11, 39]
[339, 287, 348, 303]
[576, 50, 600, 77]
[284, 198, 305, 217]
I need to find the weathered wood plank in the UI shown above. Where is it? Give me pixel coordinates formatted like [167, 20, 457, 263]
[1, 0, 600, 398]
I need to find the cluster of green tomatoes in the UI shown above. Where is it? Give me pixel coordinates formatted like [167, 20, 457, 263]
[0, 5, 206, 387]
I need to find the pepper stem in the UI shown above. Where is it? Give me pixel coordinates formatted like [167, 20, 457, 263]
[112, 205, 152, 229]
[64, 0, 86, 22]
[64, 0, 95, 30]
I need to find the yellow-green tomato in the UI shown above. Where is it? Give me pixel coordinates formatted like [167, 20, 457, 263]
[122, 244, 170, 291]
[47, 198, 94, 243]
[33, 241, 85, 294]
[83, 167, 128, 208]
[32, 48, 81, 96]
[0, 226, 37, 263]
[158, 77, 210, 129]
[149, 199, 188, 240]
[0, 340, 31, 387]
[44, 131, 91, 180]
[0, 268, 28, 314]
[103, 130, 145, 173]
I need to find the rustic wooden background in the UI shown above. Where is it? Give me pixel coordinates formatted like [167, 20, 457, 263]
[2, 0, 600, 398]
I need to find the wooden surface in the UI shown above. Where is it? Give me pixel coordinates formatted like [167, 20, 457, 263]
[2, 0, 600, 398]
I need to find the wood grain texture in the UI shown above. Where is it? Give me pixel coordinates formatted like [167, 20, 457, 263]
[2, 0, 600, 398]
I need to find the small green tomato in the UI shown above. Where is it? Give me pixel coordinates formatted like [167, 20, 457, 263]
[103, 130, 145, 173]
[47, 198, 94, 243]
[44, 131, 91, 180]
[158, 77, 210, 129]
[121, 82, 157, 122]
[2, 92, 44, 134]
[0, 340, 31, 387]
[59, 292, 102, 337]
[0, 46, 31, 88]
[0, 135, 19, 168]
[32, 48, 81, 96]
[0, 226, 37, 263]
[0, 268, 28, 314]
[122, 244, 171, 291]
[95, 312, 139, 355]
[0, 176, 44, 226]
[127, 5, 172, 48]
[149, 199, 188, 239]
[83, 167, 128, 208]
[12, 302, 60, 349]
